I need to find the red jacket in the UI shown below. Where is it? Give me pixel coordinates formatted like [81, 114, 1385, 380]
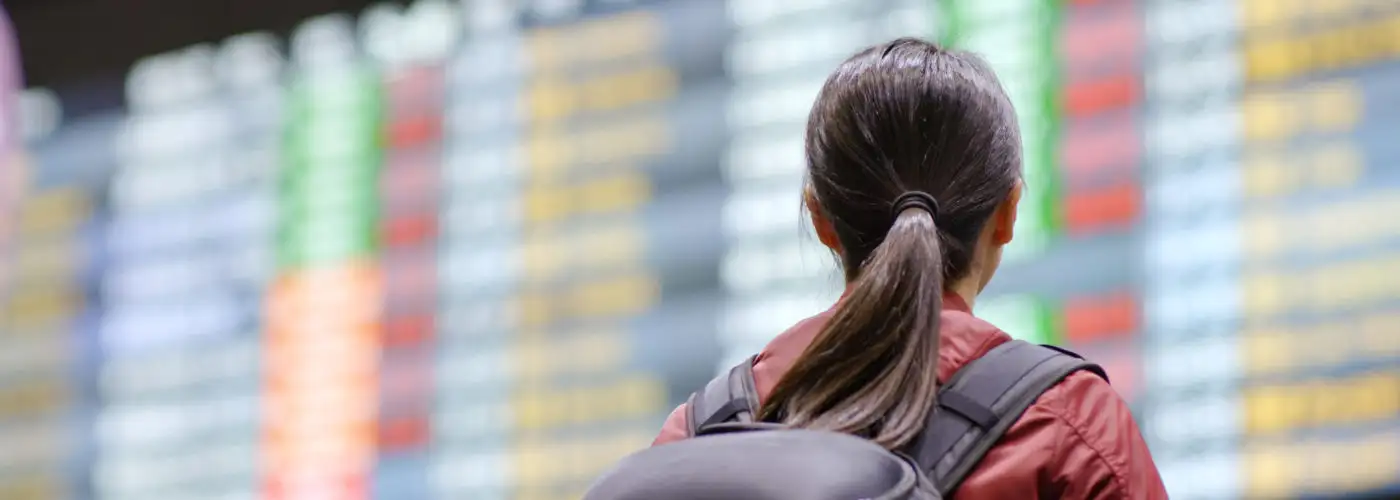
[653, 293, 1168, 499]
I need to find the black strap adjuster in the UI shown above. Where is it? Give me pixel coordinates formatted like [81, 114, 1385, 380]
[938, 389, 998, 429]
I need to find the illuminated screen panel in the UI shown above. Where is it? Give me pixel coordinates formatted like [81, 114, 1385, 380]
[1139, 0, 1244, 497]
[1233, 1, 1400, 498]
[268, 15, 383, 500]
[95, 36, 280, 500]
[951, 0, 1147, 409]
[440, 0, 735, 498]
[435, 2, 527, 497]
[1143, 0, 1400, 498]
[0, 115, 107, 500]
[508, 2, 731, 498]
[367, 2, 459, 497]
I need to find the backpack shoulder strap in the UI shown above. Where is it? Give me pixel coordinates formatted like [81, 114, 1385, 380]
[907, 340, 1109, 495]
[684, 355, 761, 437]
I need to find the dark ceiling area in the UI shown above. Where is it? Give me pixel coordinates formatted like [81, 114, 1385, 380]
[7, 0, 386, 93]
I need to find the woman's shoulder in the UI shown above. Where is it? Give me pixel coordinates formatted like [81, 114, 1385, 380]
[961, 370, 1166, 499]
[1032, 370, 1168, 498]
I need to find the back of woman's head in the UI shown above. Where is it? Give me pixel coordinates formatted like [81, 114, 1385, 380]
[759, 38, 1023, 449]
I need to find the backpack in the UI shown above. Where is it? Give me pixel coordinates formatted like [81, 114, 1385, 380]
[584, 340, 1108, 500]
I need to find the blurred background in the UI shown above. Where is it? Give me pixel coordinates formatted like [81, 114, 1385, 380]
[1, 0, 1398, 499]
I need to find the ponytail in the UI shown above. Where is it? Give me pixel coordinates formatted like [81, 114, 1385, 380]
[759, 200, 944, 450]
[767, 37, 1022, 450]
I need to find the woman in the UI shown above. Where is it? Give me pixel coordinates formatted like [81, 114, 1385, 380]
[653, 38, 1167, 498]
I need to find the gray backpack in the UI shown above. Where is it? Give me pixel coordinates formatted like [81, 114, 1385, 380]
[584, 340, 1108, 499]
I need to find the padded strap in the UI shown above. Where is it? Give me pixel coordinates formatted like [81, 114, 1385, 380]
[685, 355, 760, 437]
[906, 340, 1108, 495]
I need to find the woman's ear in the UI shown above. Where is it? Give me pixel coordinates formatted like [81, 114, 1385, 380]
[805, 187, 843, 254]
[991, 180, 1022, 246]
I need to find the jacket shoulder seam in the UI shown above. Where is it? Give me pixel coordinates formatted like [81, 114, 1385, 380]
[1039, 377, 1132, 498]
[966, 328, 1009, 365]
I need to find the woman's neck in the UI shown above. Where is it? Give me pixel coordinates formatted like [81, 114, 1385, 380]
[948, 278, 980, 311]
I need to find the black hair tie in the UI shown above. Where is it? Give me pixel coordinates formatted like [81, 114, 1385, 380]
[891, 191, 940, 221]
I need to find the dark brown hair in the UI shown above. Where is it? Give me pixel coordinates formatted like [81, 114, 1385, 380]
[758, 38, 1023, 449]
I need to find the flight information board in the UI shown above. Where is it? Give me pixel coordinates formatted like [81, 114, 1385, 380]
[1139, 0, 1400, 498]
[1, 0, 1399, 499]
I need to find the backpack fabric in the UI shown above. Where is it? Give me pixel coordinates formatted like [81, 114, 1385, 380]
[584, 340, 1108, 500]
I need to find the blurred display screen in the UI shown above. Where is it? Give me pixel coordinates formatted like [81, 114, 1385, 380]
[2, 0, 1399, 499]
